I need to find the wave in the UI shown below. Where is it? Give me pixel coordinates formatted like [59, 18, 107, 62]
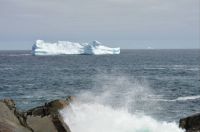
[175, 95, 200, 101]
[60, 74, 183, 132]
[7, 54, 31, 56]
[171, 65, 200, 71]
[143, 65, 199, 71]
[0, 54, 31, 57]
[148, 95, 200, 102]
[60, 102, 183, 132]
[144, 67, 167, 70]
[0, 67, 14, 71]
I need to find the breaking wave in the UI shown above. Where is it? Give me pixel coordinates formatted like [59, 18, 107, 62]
[61, 102, 182, 132]
[149, 95, 200, 102]
[60, 74, 183, 132]
[175, 95, 200, 101]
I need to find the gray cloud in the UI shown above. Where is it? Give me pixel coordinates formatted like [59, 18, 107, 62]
[0, 0, 199, 49]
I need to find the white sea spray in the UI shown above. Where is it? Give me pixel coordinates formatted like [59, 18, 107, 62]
[60, 74, 183, 132]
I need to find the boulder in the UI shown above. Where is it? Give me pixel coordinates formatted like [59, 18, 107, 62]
[179, 113, 200, 132]
[0, 96, 73, 132]
[0, 100, 31, 132]
[26, 96, 74, 117]
[26, 116, 58, 132]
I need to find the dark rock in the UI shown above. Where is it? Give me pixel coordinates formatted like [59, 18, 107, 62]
[52, 114, 71, 132]
[179, 113, 200, 132]
[3, 98, 16, 109]
[66, 96, 74, 103]
[46, 99, 69, 114]
[0, 97, 73, 132]
[26, 106, 49, 117]
[26, 96, 74, 117]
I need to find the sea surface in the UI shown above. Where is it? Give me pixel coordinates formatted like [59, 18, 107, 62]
[0, 49, 199, 132]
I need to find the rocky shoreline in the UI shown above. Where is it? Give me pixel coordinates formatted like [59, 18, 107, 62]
[180, 113, 200, 132]
[1, 96, 200, 132]
[0, 97, 73, 132]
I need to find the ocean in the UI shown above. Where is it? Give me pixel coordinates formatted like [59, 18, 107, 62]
[0, 49, 199, 132]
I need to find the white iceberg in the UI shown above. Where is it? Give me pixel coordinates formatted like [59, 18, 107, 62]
[32, 40, 120, 55]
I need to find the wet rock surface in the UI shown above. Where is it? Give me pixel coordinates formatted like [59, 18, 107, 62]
[0, 97, 73, 132]
[179, 113, 200, 132]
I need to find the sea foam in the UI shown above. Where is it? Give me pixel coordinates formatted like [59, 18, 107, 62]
[60, 102, 183, 132]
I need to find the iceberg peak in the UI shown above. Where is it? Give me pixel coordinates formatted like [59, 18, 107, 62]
[36, 40, 44, 44]
[91, 40, 101, 45]
[32, 40, 120, 55]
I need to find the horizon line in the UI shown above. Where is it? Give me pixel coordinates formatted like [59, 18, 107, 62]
[0, 48, 199, 51]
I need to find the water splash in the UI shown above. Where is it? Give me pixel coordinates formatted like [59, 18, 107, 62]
[61, 103, 183, 132]
[60, 74, 183, 132]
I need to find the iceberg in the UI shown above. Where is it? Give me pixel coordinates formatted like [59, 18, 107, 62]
[32, 40, 120, 55]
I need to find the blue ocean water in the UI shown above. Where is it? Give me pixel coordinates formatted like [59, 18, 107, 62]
[0, 49, 199, 124]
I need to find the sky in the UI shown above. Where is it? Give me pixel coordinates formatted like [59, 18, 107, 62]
[0, 0, 199, 50]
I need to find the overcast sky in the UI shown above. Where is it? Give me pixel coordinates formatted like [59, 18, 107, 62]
[0, 0, 199, 49]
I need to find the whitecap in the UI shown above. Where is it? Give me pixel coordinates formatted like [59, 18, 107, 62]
[60, 102, 183, 132]
[149, 95, 200, 102]
[7, 54, 31, 56]
[175, 95, 200, 101]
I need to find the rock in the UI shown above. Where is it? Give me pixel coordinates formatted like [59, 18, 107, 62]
[0, 100, 31, 132]
[46, 99, 69, 114]
[3, 98, 16, 109]
[51, 114, 71, 132]
[26, 106, 49, 117]
[0, 97, 73, 132]
[26, 116, 58, 132]
[179, 113, 200, 132]
[0, 121, 15, 132]
[26, 96, 74, 117]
